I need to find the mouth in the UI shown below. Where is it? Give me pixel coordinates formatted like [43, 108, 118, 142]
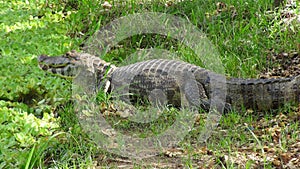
[38, 54, 75, 69]
[38, 54, 79, 77]
[38, 62, 69, 70]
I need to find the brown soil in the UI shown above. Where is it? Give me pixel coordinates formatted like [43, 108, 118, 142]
[260, 51, 300, 78]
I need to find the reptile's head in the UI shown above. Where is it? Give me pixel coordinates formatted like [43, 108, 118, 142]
[38, 51, 81, 77]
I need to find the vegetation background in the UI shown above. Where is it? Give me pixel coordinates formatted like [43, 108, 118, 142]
[0, 0, 299, 168]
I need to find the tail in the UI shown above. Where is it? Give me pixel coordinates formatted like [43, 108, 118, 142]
[226, 76, 299, 110]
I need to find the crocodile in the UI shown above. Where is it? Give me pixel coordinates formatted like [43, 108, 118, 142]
[38, 50, 300, 112]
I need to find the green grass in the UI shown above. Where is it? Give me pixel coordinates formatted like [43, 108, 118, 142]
[0, 0, 299, 168]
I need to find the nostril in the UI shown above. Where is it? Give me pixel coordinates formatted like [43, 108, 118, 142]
[38, 55, 47, 61]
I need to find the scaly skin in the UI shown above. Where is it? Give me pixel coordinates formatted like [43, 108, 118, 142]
[38, 51, 300, 111]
